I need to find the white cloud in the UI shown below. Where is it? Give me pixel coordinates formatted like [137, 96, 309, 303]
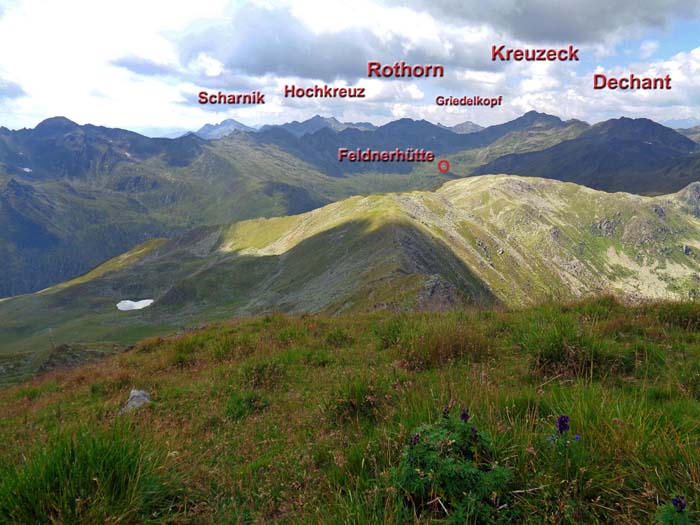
[506, 47, 700, 124]
[0, 0, 698, 131]
[640, 40, 660, 59]
[0, 0, 229, 129]
[190, 54, 226, 77]
[388, 0, 700, 44]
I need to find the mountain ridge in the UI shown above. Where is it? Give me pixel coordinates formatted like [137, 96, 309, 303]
[474, 116, 699, 193]
[3, 174, 700, 382]
[678, 125, 700, 142]
[438, 120, 484, 134]
[195, 118, 256, 139]
[1, 111, 699, 298]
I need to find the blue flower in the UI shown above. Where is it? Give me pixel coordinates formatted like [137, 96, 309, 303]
[574, 434, 582, 441]
[672, 495, 687, 513]
[460, 408, 470, 423]
[557, 415, 570, 435]
[549, 435, 556, 443]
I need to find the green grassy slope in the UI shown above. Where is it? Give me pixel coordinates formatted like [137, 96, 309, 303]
[2, 175, 700, 384]
[1, 113, 590, 298]
[1, 298, 700, 522]
[0, 133, 453, 298]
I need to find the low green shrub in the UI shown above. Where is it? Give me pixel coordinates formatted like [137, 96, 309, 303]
[393, 408, 513, 523]
[656, 495, 692, 524]
[12, 381, 59, 401]
[262, 311, 286, 325]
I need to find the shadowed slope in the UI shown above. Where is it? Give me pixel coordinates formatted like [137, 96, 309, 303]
[0, 213, 496, 381]
[474, 118, 700, 193]
[4, 174, 700, 383]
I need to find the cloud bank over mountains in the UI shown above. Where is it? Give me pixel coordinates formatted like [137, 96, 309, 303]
[394, 0, 700, 43]
[0, 0, 699, 132]
[0, 78, 24, 100]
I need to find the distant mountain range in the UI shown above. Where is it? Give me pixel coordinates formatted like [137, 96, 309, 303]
[194, 115, 485, 140]
[1, 111, 700, 298]
[259, 115, 377, 137]
[474, 117, 700, 194]
[193, 115, 377, 139]
[195, 119, 256, 139]
[3, 174, 700, 379]
[438, 121, 483, 134]
[678, 126, 700, 143]
[249, 111, 587, 176]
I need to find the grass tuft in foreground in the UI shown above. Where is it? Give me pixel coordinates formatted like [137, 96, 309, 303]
[0, 422, 184, 524]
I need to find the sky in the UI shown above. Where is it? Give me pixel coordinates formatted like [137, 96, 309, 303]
[0, 0, 699, 135]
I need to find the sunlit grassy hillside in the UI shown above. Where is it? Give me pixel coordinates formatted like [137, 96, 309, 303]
[1, 297, 700, 523]
[4, 175, 700, 387]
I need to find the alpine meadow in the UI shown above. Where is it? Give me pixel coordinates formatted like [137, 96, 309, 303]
[3, 1, 700, 523]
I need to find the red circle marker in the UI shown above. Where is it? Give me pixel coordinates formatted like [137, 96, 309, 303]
[437, 159, 450, 173]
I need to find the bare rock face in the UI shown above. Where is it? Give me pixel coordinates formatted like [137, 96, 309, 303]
[120, 389, 151, 414]
[417, 274, 469, 310]
[593, 219, 617, 237]
[678, 182, 700, 217]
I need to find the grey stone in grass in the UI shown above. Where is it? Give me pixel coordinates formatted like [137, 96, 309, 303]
[120, 389, 151, 414]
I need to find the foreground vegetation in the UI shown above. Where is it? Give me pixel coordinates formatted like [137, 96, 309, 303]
[1, 297, 700, 523]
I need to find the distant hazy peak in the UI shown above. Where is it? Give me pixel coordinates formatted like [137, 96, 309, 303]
[586, 117, 696, 146]
[195, 118, 256, 139]
[34, 116, 80, 132]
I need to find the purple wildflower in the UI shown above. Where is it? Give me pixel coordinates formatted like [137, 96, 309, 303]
[557, 415, 570, 435]
[460, 408, 470, 423]
[574, 434, 582, 441]
[409, 433, 421, 447]
[672, 495, 687, 513]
